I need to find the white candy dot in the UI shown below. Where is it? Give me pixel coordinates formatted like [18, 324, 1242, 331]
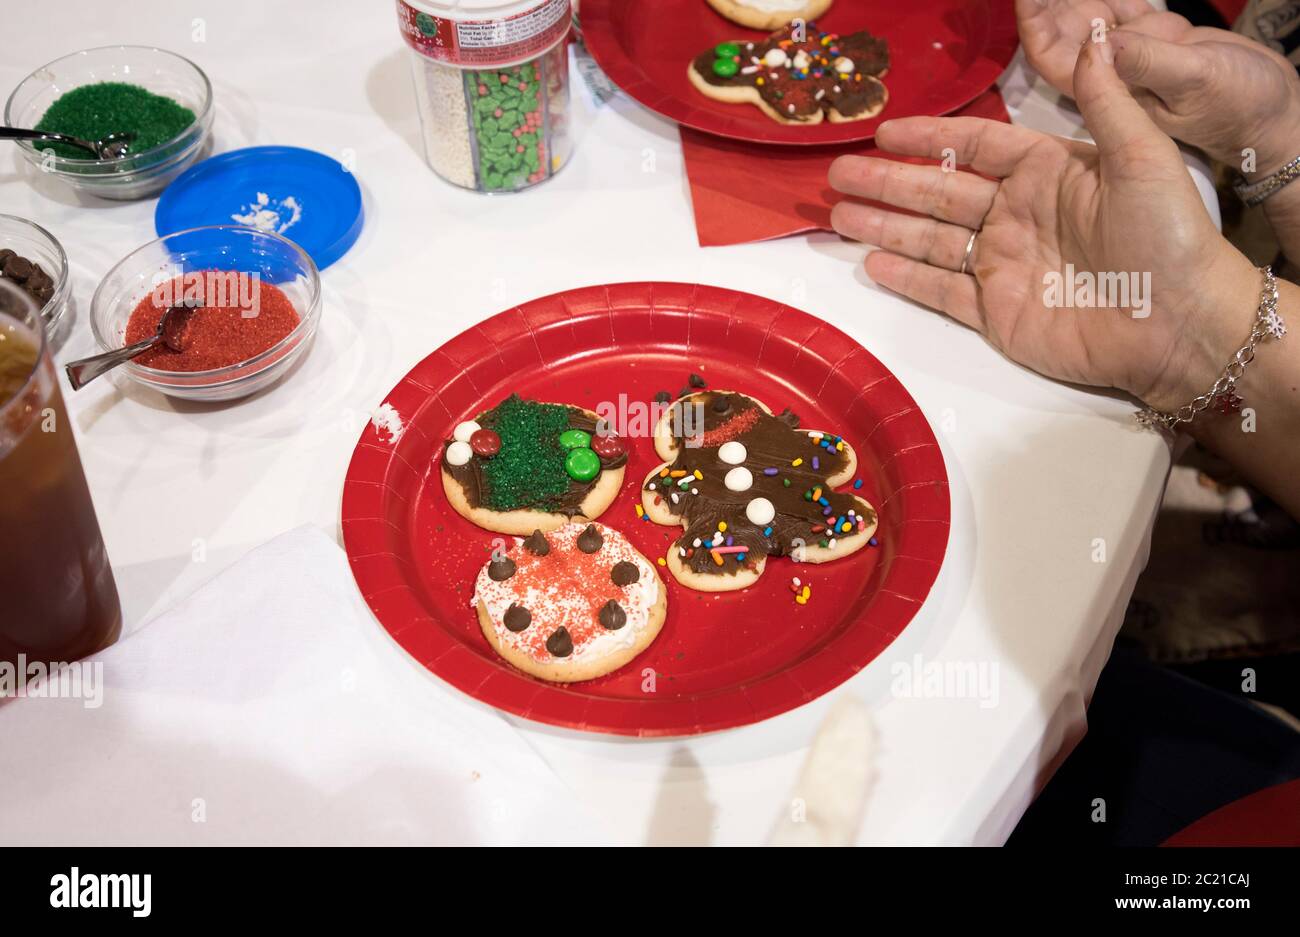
[764, 48, 788, 67]
[746, 497, 776, 526]
[718, 441, 747, 465]
[453, 420, 480, 442]
[445, 441, 473, 466]
[834, 56, 855, 74]
[725, 467, 753, 492]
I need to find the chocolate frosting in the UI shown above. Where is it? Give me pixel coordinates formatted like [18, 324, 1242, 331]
[442, 396, 628, 516]
[644, 392, 875, 577]
[692, 23, 889, 122]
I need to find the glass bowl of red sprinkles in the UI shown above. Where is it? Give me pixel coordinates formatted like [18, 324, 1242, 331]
[89, 225, 321, 402]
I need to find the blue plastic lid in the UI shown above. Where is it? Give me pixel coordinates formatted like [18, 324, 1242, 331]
[155, 146, 363, 270]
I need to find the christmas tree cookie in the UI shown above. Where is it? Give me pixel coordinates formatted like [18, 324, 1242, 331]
[441, 394, 628, 535]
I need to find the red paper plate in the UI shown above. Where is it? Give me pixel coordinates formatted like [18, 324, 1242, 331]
[581, 0, 1018, 145]
[342, 283, 949, 736]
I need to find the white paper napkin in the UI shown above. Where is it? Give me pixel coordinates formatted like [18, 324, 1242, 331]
[0, 525, 599, 845]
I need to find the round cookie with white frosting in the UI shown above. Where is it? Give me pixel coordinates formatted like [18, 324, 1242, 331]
[474, 522, 668, 683]
[706, 0, 835, 31]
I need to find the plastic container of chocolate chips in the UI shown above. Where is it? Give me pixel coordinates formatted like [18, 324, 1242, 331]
[396, 0, 574, 193]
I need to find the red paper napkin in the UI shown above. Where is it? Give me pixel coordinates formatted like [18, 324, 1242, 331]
[681, 89, 1011, 247]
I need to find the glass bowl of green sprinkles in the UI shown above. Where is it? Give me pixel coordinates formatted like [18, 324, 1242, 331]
[4, 45, 213, 201]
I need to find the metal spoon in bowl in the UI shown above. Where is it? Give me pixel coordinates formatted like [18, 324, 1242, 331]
[0, 126, 135, 159]
[65, 301, 202, 391]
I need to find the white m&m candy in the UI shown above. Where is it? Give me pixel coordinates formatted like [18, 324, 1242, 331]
[724, 467, 753, 492]
[745, 497, 776, 526]
[445, 441, 474, 466]
[452, 420, 481, 443]
[718, 441, 747, 465]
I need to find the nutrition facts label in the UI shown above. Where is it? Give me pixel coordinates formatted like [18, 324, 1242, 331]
[456, 0, 568, 48]
[398, 0, 571, 68]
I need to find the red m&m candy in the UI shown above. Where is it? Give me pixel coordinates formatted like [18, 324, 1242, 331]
[591, 433, 626, 462]
[470, 428, 501, 457]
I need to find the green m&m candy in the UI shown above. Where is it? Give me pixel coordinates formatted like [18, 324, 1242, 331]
[564, 447, 601, 482]
[714, 41, 741, 58]
[712, 57, 740, 78]
[559, 429, 592, 450]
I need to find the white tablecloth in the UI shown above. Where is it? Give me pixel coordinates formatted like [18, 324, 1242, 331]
[2, 1, 1208, 845]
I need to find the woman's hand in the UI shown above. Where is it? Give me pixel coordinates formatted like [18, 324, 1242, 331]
[829, 37, 1260, 413]
[1017, 1, 1300, 172]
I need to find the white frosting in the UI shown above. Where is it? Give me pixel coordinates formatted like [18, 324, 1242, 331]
[370, 403, 404, 443]
[445, 440, 473, 466]
[453, 420, 481, 442]
[793, 50, 812, 71]
[718, 441, 747, 465]
[473, 523, 659, 668]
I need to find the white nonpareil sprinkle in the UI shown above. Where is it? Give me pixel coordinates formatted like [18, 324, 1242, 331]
[370, 403, 404, 443]
[411, 55, 476, 189]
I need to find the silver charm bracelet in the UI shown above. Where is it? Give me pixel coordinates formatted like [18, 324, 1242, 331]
[1136, 266, 1287, 432]
[1234, 153, 1300, 207]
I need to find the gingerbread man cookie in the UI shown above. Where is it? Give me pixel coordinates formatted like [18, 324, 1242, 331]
[688, 22, 889, 125]
[441, 394, 628, 535]
[473, 522, 668, 682]
[640, 390, 878, 592]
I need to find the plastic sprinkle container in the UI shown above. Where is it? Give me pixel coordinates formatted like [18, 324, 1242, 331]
[396, 0, 573, 193]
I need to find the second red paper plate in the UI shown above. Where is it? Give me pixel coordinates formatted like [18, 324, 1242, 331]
[581, 0, 1019, 145]
[342, 283, 949, 736]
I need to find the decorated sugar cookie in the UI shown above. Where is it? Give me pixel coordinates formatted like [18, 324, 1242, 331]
[441, 394, 628, 535]
[705, 0, 835, 32]
[641, 389, 877, 592]
[688, 22, 889, 125]
[473, 522, 668, 683]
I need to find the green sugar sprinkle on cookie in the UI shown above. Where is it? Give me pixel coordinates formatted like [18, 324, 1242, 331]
[36, 82, 196, 160]
[482, 395, 574, 511]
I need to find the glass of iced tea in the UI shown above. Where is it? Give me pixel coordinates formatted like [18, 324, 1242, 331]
[0, 279, 121, 669]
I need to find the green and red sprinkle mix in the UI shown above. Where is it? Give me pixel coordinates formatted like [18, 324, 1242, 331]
[36, 82, 195, 160]
[467, 62, 546, 191]
[481, 395, 574, 511]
